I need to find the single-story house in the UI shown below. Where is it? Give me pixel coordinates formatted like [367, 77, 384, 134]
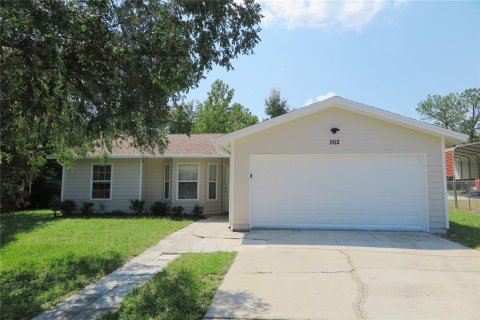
[61, 96, 467, 233]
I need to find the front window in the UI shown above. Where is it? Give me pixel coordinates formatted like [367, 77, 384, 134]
[92, 164, 112, 199]
[208, 163, 217, 200]
[164, 163, 171, 200]
[177, 164, 198, 200]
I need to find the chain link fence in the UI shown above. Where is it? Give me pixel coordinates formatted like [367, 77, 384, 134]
[447, 180, 480, 212]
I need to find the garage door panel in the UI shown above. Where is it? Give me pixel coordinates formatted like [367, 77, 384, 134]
[250, 154, 428, 231]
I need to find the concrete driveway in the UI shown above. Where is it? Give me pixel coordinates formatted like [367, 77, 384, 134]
[205, 228, 480, 320]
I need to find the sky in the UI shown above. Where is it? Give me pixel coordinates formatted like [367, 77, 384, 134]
[186, 0, 480, 121]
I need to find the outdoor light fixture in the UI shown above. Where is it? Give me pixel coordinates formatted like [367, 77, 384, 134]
[331, 128, 340, 134]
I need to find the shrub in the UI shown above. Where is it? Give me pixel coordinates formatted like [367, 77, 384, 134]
[60, 199, 77, 215]
[98, 202, 108, 214]
[129, 199, 145, 214]
[192, 204, 204, 216]
[150, 201, 169, 216]
[110, 209, 125, 215]
[80, 201, 94, 215]
[172, 205, 184, 216]
[49, 197, 61, 217]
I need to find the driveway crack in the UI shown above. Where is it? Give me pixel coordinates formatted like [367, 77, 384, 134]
[339, 250, 368, 320]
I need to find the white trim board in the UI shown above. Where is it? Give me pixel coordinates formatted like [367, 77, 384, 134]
[47, 153, 229, 160]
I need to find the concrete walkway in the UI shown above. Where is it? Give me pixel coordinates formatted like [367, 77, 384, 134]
[34, 215, 243, 320]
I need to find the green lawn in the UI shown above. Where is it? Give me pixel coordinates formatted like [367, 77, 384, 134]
[0, 210, 192, 320]
[103, 252, 236, 320]
[447, 208, 480, 250]
[448, 198, 480, 213]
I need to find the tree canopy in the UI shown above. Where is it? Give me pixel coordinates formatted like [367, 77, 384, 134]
[264, 88, 289, 119]
[169, 101, 197, 135]
[1, 0, 262, 167]
[416, 88, 479, 142]
[192, 79, 258, 133]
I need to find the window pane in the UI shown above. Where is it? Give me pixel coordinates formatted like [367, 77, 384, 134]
[178, 164, 198, 181]
[92, 182, 111, 199]
[208, 182, 216, 200]
[164, 181, 170, 199]
[178, 182, 197, 199]
[93, 165, 112, 181]
[164, 164, 170, 181]
[208, 164, 217, 181]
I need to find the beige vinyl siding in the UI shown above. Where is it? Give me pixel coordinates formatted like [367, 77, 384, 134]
[63, 157, 227, 214]
[232, 106, 447, 231]
[62, 158, 141, 212]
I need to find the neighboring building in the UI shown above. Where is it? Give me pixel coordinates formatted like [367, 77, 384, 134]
[445, 143, 480, 180]
[61, 96, 467, 233]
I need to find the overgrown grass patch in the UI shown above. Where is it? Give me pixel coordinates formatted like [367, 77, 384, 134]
[0, 210, 192, 320]
[446, 208, 480, 250]
[103, 252, 236, 320]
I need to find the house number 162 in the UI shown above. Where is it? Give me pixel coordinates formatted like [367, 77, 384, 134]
[329, 139, 340, 145]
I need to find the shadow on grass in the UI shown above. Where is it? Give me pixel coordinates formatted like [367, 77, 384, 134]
[448, 221, 480, 249]
[103, 270, 209, 320]
[0, 251, 123, 320]
[0, 211, 53, 248]
[103, 257, 243, 320]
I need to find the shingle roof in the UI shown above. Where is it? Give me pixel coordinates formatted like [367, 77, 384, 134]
[105, 134, 224, 156]
[165, 134, 223, 155]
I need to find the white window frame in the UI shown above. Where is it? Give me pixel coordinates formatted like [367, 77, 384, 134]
[164, 163, 171, 200]
[90, 163, 113, 200]
[176, 163, 199, 201]
[207, 163, 218, 201]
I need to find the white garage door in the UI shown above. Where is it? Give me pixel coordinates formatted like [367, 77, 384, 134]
[250, 154, 428, 231]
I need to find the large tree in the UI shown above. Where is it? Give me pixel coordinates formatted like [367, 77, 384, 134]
[416, 89, 480, 142]
[169, 101, 197, 134]
[459, 88, 480, 142]
[416, 93, 467, 131]
[227, 103, 259, 132]
[264, 88, 289, 119]
[193, 79, 258, 133]
[1, 0, 261, 209]
[1, 0, 262, 166]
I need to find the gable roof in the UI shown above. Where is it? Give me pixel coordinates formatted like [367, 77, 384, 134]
[213, 96, 467, 150]
[94, 134, 227, 158]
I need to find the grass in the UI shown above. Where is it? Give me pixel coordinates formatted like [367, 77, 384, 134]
[102, 252, 236, 320]
[448, 198, 480, 213]
[446, 208, 480, 250]
[0, 210, 193, 320]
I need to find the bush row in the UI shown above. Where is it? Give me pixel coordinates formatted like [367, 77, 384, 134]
[51, 199, 204, 217]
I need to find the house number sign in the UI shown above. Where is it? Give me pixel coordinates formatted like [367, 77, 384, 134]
[329, 139, 340, 145]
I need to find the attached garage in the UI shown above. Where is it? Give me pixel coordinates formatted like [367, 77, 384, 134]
[214, 96, 467, 233]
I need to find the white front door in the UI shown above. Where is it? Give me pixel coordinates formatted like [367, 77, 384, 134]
[250, 154, 428, 231]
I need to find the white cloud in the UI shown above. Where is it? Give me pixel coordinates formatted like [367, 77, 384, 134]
[304, 91, 336, 106]
[260, 0, 396, 30]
